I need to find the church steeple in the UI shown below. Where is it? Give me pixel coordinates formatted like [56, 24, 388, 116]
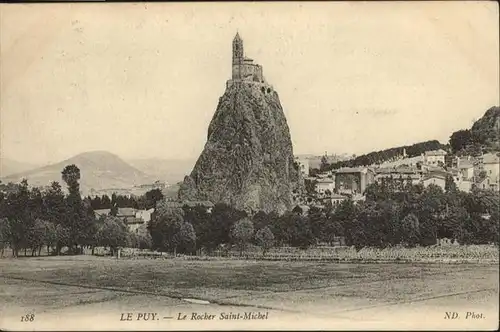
[232, 32, 244, 63]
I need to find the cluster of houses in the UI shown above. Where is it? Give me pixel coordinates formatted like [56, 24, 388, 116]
[94, 207, 155, 232]
[94, 200, 215, 233]
[294, 149, 500, 210]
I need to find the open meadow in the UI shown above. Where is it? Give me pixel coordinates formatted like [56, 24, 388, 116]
[0, 255, 498, 330]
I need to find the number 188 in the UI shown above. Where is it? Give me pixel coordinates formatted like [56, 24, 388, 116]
[21, 313, 35, 322]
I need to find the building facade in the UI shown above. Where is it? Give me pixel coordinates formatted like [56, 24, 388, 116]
[315, 178, 335, 195]
[335, 167, 375, 195]
[424, 149, 447, 166]
[478, 153, 500, 191]
[422, 173, 446, 190]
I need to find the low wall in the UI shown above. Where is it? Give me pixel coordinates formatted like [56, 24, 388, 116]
[98, 245, 499, 263]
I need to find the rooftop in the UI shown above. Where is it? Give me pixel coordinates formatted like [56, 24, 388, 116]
[425, 149, 447, 156]
[335, 167, 372, 174]
[423, 173, 447, 180]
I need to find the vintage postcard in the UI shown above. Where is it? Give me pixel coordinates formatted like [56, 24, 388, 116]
[0, 1, 499, 331]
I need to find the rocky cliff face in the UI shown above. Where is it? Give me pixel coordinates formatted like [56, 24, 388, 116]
[178, 82, 300, 214]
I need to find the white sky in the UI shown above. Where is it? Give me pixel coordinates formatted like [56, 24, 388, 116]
[1, 2, 498, 165]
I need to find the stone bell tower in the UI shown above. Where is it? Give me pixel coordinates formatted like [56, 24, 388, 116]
[232, 32, 244, 80]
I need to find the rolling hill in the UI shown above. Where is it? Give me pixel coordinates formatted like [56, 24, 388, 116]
[2, 151, 156, 195]
[450, 106, 500, 156]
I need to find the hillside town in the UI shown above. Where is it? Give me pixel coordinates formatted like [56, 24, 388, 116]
[293, 149, 500, 212]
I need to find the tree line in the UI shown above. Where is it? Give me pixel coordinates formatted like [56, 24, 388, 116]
[148, 180, 499, 256]
[86, 189, 164, 212]
[0, 165, 153, 258]
[1, 164, 498, 258]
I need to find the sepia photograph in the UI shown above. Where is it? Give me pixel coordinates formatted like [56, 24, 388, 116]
[0, 1, 499, 330]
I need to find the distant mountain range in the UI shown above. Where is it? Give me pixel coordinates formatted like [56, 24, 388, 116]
[0, 158, 40, 177]
[0, 151, 197, 196]
[1, 151, 156, 195]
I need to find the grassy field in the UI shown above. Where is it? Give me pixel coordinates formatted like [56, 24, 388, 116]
[0, 256, 498, 330]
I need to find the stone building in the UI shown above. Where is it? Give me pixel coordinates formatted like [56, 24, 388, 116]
[374, 166, 423, 187]
[422, 172, 447, 190]
[334, 167, 375, 195]
[423, 149, 447, 166]
[477, 152, 500, 191]
[315, 178, 335, 195]
[226, 32, 273, 92]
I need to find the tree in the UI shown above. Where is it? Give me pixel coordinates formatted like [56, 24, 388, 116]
[304, 178, 317, 197]
[61, 165, 86, 253]
[332, 198, 357, 246]
[308, 206, 326, 242]
[230, 218, 255, 256]
[0, 218, 10, 258]
[176, 222, 197, 254]
[255, 226, 274, 256]
[132, 224, 152, 249]
[110, 203, 118, 217]
[148, 202, 184, 253]
[252, 210, 273, 231]
[27, 219, 50, 256]
[97, 216, 129, 256]
[45, 222, 57, 255]
[365, 182, 390, 202]
[354, 201, 399, 249]
[62, 164, 81, 193]
[320, 154, 329, 171]
[195, 203, 246, 252]
[78, 198, 98, 253]
[283, 213, 315, 249]
[42, 182, 66, 225]
[144, 189, 164, 210]
[445, 174, 457, 193]
[182, 204, 210, 250]
[4, 180, 31, 257]
[414, 185, 444, 246]
[55, 224, 70, 255]
[400, 213, 420, 247]
[449, 129, 472, 154]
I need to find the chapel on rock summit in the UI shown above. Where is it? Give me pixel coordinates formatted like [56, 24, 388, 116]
[226, 33, 273, 93]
